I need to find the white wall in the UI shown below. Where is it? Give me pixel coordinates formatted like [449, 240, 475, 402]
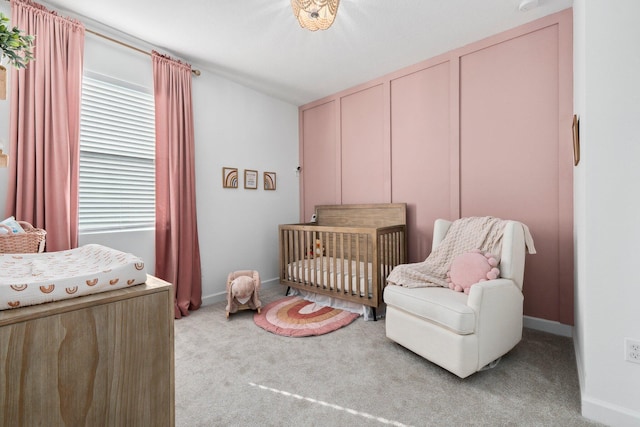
[0, 2, 300, 305]
[192, 72, 299, 303]
[574, 1, 640, 425]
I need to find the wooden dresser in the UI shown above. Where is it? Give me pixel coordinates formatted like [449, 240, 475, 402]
[0, 275, 175, 427]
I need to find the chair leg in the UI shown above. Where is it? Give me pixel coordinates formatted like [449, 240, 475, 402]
[479, 357, 502, 371]
[372, 307, 377, 321]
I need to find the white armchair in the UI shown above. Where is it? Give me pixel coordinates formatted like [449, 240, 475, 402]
[383, 218, 527, 378]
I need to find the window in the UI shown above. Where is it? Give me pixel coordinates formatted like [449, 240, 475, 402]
[79, 73, 155, 233]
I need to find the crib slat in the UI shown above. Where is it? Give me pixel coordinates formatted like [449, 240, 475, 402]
[320, 231, 326, 289]
[364, 234, 370, 301]
[338, 233, 344, 295]
[346, 233, 352, 295]
[332, 233, 338, 294]
[313, 230, 319, 288]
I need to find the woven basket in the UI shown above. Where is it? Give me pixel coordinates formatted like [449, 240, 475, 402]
[0, 221, 47, 254]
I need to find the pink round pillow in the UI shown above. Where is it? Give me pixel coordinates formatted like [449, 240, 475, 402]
[446, 250, 500, 295]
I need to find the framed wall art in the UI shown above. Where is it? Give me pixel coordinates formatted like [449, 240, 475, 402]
[244, 169, 258, 189]
[264, 171, 276, 190]
[222, 167, 238, 188]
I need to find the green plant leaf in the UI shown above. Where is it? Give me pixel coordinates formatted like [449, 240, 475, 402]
[0, 12, 34, 69]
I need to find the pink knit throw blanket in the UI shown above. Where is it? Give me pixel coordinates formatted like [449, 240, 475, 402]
[386, 217, 534, 288]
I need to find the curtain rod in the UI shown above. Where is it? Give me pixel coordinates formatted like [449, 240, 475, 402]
[2, 0, 201, 76]
[85, 29, 201, 76]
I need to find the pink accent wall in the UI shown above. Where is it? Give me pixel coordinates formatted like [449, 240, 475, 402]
[298, 9, 573, 324]
[300, 100, 338, 221]
[459, 24, 569, 322]
[391, 62, 453, 262]
[340, 84, 388, 204]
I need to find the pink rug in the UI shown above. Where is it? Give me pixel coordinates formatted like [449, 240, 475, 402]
[253, 296, 360, 337]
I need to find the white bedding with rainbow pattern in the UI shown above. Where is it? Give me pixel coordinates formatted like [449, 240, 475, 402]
[0, 244, 147, 311]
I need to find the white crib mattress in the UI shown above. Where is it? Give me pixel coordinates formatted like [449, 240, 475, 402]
[287, 256, 373, 296]
[0, 244, 147, 311]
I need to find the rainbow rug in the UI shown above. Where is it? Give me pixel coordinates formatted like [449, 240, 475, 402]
[253, 296, 360, 337]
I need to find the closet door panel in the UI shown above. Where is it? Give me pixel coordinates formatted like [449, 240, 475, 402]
[391, 63, 452, 262]
[459, 25, 569, 321]
[301, 101, 339, 221]
[340, 85, 387, 204]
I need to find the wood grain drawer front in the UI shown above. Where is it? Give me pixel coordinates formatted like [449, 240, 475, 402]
[0, 289, 174, 427]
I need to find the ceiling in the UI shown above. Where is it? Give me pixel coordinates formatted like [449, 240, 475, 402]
[44, 0, 573, 106]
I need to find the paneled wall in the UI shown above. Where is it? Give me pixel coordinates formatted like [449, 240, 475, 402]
[340, 85, 388, 204]
[390, 61, 454, 263]
[300, 101, 339, 222]
[298, 9, 573, 324]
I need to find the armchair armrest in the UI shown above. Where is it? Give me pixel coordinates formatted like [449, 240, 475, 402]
[467, 278, 522, 310]
[467, 279, 524, 368]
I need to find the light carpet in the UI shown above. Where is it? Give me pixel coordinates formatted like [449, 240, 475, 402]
[174, 285, 603, 427]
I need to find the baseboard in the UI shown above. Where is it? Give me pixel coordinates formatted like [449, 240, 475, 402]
[202, 293, 575, 335]
[573, 334, 585, 398]
[581, 394, 640, 427]
[523, 315, 573, 337]
[201, 277, 281, 306]
[524, 320, 640, 426]
[574, 335, 640, 426]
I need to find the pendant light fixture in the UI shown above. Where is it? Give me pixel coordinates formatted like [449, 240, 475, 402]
[291, 0, 340, 31]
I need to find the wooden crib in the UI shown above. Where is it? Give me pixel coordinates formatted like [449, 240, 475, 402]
[278, 204, 407, 315]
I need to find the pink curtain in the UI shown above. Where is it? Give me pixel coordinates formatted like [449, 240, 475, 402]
[4, 0, 84, 251]
[152, 51, 202, 319]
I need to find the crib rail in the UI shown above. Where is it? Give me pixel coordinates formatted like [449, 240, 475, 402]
[278, 223, 406, 308]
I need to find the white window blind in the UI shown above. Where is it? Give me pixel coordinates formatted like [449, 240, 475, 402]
[79, 74, 156, 233]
